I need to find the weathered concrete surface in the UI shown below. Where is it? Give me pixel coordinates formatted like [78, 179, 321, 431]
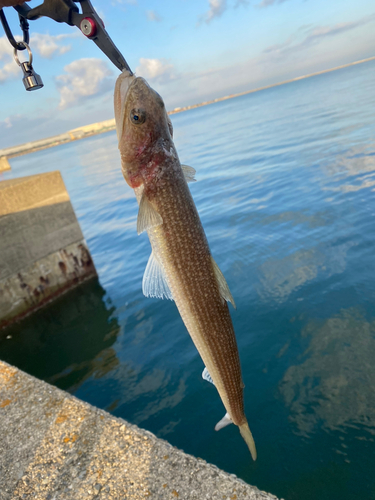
[0, 157, 11, 172]
[0, 360, 281, 500]
[0, 172, 97, 329]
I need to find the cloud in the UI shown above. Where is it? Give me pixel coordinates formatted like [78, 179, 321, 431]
[264, 16, 375, 56]
[146, 10, 161, 22]
[3, 116, 12, 129]
[258, 0, 287, 7]
[31, 33, 74, 59]
[0, 60, 19, 83]
[0, 36, 12, 62]
[135, 58, 176, 83]
[203, 0, 227, 23]
[56, 58, 113, 109]
[0, 37, 19, 82]
[200, 0, 248, 24]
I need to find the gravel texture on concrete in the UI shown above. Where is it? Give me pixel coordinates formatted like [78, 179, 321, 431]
[0, 360, 281, 500]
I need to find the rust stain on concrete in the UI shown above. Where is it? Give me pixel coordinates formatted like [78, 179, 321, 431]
[0, 398, 12, 408]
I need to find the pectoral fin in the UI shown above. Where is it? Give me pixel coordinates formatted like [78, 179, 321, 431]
[137, 194, 163, 235]
[143, 251, 173, 300]
[181, 164, 196, 183]
[211, 256, 236, 309]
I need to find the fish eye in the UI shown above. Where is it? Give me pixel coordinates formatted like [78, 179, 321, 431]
[130, 108, 146, 125]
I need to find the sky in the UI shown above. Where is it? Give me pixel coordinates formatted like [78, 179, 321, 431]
[0, 0, 374, 148]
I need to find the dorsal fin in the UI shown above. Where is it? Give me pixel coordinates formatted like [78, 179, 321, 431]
[211, 256, 236, 309]
[137, 194, 163, 235]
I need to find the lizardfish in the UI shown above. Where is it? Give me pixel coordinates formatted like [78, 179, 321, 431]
[114, 70, 257, 460]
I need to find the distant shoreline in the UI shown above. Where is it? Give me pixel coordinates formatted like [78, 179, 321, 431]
[168, 55, 375, 115]
[1, 55, 375, 161]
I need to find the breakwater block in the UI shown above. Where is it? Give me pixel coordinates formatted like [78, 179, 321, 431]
[0, 359, 282, 500]
[0, 171, 97, 329]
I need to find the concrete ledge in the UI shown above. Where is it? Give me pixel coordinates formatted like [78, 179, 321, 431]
[0, 172, 97, 329]
[0, 360, 280, 500]
[0, 171, 70, 217]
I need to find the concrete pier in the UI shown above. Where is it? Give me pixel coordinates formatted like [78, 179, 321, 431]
[0, 171, 97, 329]
[0, 360, 281, 500]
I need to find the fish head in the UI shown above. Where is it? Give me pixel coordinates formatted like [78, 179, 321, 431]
[114, 71, 173, 188]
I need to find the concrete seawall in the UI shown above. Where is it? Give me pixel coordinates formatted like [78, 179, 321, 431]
[0, 359, 281, 500]
[0, 172, 97, 329]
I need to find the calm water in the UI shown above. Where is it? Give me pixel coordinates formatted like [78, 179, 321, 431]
[1, 61, 375, 500]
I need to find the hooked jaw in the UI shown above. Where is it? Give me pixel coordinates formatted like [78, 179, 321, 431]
[114, 70, 136, 143]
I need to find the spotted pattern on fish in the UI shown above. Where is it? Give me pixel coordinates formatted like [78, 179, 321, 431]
[115, 71, 256, 460]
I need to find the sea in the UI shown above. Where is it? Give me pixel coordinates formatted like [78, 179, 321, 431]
[1, 60, 375, 500]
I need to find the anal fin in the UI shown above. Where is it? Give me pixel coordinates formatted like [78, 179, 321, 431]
[202, 366, 215, 386]
[215, 412, 233, 431]
[142, 251, 173, 300]
[202, 367, 235, 432]
[211, 256, 236, 309]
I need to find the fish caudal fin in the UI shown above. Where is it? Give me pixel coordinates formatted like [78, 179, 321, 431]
[239, 422, 257, 461]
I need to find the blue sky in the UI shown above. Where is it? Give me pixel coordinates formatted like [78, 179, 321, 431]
[0, 0, 374, 148]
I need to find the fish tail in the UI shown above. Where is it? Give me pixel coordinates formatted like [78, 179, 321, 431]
[239, 422, 257, 461]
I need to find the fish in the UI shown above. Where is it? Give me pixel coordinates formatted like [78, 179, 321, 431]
[114, 70, 257, 460]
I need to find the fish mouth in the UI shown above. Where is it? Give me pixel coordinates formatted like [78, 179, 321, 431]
[119, 70, 137, 101]
[114, 70, 137, 142]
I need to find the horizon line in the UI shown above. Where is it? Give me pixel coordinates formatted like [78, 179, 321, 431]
[1, 54, 375, 159]
[168, 55, 375, 114]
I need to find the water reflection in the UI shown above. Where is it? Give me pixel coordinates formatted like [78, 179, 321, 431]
[257, 239, 355, 302]
[323, 144, 375, 193]
[0, 278, 120, 392]
[258, 248, 322, 302]
[325, 144, 375, 177]
[280, 308, 375, 436]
